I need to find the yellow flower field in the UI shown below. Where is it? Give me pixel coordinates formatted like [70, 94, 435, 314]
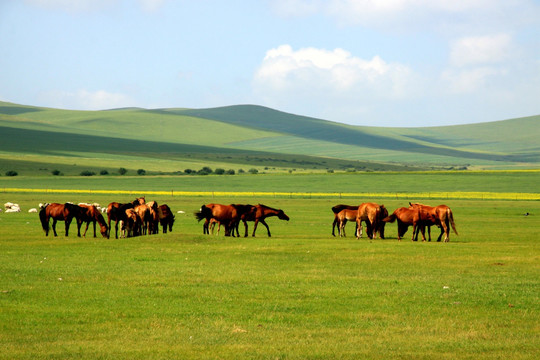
[3, 188, 539, 200]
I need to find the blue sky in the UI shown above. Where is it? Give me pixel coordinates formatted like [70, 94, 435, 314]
[1, 0, 539, 127]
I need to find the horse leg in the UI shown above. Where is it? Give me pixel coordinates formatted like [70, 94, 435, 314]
[93, 220, 97, 237]
[83, 221, 90, 237]
[252, 220, 259, 237]
[332, 216, 338, 236]
[115, 220, 119, 239]
[260, 219, 271, 237]
[203, 218, 210, 234]
[243, 220, 248, 238]
[52, 219, 58, 237]
[65, 218, 71, 237]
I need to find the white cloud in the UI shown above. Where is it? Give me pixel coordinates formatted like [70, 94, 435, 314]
[450, 34, 512, 67]
[252, 45, 420, 124]
[254, 45, 414, 97]
[39, 89, 135, 110]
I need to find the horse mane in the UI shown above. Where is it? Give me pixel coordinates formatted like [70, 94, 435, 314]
[257, 203, 280, 212]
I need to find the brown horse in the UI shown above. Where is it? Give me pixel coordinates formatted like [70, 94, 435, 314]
[122, 208, 142, 238]
[409, 203, 458, 242]
[107, 197, 145, 239]
[79, 204, 108, 238]
[336, 208, 359, 237]
[39, 203, 83, 237]
[157, 204, 175, 233]
[146, 201, 159, 234]
[331, 204, 359, 236]
[242, 204, 290, 237]
[383, 207, 430, 241]
[356, 202, 387, 239]
[195, 203, 244, 236]
[134, 204, 151, 235]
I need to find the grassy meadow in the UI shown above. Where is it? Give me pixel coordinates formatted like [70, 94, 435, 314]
[0, 173, 539, 359]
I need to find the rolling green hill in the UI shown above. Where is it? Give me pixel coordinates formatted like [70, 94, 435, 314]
[0, 101, 538, 176]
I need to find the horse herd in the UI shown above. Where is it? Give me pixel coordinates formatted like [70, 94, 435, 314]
[332, 202, 458, 242]
[37, 197, 457, 242]
[38, 197, 175, 239]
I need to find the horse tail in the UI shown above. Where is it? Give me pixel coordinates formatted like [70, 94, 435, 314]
[447, 208, 458, 235]
[194, 205, 211, 222]
[383, 213, 396, 223]
[39, 207, 49, 233]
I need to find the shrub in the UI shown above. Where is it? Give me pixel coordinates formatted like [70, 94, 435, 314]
[226, 169, 235, 175]
[214, 168, 225, 175]
[5, 170, 18, 176]
[200, 166, 213, 174]
[118, 167, 128, 175]
[100, 170, 109, 175]
[238, 169, 245, 174]
[80, 170, 95, 176]
[137, 169, 146, 176]
[248, 168, 259, 174]
[51, 169, 62, 176]
[184, 169, 194, 174]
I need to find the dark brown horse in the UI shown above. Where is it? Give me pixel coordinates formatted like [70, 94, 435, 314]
[331, 204, 359, 236]
[107, 197, 145, 239]
[79, 204, 108, 238]
[356, 203, 387, 239]
[242, 204, 290, 237]
[383, 207, 430, 241]
[39, 203, 84, 237]
[409, 203, 458, 242]
[158, 204, 175, 233]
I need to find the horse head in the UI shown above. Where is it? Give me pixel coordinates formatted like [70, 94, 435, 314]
[277, 209, 290, 221]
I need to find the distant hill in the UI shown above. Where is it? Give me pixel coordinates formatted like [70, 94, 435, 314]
[0, 101, 538, 176]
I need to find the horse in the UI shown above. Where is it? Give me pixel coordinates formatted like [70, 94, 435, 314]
[134, 204, 152, 235]
[107, 197, 145, 239]
[39, 203, 84, 237]
[79, 204, 108, 238]
[157, 204, 175, 233]
[242, 204, 290, 237]
[408, 203, 458, 242]
[382, 207, 431, 241]
[146, 201, 159, 234]
[194, 203, 244, 236]
[122, 208, 142, 238]
[336, 208, 359, 237]
[356, 203, 387, 239]
[331, 204, 359, 236]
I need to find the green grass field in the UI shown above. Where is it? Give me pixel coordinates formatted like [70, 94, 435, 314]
[1, 173, 538, 359]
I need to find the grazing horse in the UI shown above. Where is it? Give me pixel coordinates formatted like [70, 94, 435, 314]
[331, 204, 359, 236]
[383, 207, 429, 241]
[336, 208, 359, 237]
[242, 204, 290, 237]
[79, 204, 108, 238]
[107, 197, 144, 239]
[356, 202, 387, 239]
[408, 203, 458, 242]
[195, 203, 243, 236]
[157, 204, 175, 233]
[39, 203, 83, 237]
